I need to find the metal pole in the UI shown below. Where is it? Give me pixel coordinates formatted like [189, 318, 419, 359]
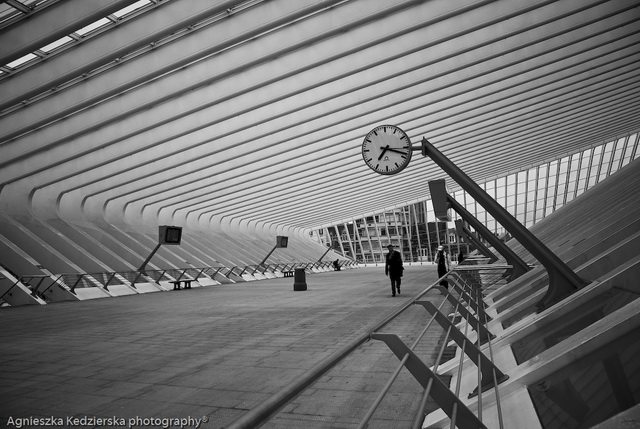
[419, 138, 588, 310]
[317, 245, 332, 263]
[258, 244, 277, 266]
[138, 242, 162, 272]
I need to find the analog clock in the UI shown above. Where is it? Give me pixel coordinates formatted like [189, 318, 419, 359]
[362, 125, 412, 175]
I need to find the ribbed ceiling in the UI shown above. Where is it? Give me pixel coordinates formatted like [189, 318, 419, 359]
[1, 0, 639, 233]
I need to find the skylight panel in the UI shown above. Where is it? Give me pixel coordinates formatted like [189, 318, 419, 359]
[113, 0, 150, 18]
[75, 17, 111, 36]
[40, 35, 74, 53]
[6, 52, 37, 69]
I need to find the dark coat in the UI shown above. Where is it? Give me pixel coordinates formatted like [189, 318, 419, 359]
[385, 250, 403, 278]
[435, 250, 449, 277]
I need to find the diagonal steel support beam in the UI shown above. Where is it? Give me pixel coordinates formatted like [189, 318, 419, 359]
[420, 140, 588, 311]
[455, 219, 499, 263]
[449, 194, 529, 280]
[371, 333, 488, 429]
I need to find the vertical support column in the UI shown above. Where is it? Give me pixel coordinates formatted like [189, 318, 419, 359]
[372, 214, 384, 264]
[335, 225, 346, 257]
[422, 200, 434, 261]
[361, 216, 374, 264]
[411, 203, 423, 263]
[421, 139, 588, 310]
[402, 206, 413, 263]
[342, 222, 355, 260]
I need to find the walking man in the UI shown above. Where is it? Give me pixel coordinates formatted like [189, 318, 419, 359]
[385, 244, 403, 296]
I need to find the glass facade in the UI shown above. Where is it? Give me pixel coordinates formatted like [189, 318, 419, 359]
[312, 132, 639, 264]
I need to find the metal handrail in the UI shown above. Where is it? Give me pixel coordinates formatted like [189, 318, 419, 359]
[50, 261, 345, 291]
[228, 264, 507, 429]
[227, 280, 442, 429]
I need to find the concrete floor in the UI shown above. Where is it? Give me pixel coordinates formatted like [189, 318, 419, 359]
[1, 265, 448, 428]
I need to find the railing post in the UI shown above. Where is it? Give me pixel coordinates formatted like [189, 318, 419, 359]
[132, 271, 144, 287]
[433, 286, 495, 344]
[196, 267, 207, 280]
[37, 277, 58, 298]
[448, 280, 491, 324]
[414, 301, 508, 397]
[29, 276, 46, 297]
[70, 275, 85, 291]
[105, 272, 118, 289]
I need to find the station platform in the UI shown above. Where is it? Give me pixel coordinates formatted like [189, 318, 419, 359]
[1, 265, 443, 428]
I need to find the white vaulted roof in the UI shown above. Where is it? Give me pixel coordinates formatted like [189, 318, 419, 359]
[1, 0, 639, 233]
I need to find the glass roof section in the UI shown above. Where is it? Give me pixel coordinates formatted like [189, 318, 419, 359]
[112, 0, 150, 19]
[74, 17, 113, 37]
[6, 52, 37, 69]
[0, 0, 155, 73]
[40, 35, 74, 53]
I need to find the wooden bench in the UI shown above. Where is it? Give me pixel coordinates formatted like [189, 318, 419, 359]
[171, 279, 192, 290]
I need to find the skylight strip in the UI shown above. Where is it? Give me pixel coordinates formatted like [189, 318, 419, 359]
[40, 36, 74, 53]
[113, 0, 151, 19]
[75, 17, 112, 37]
[6, 52, 37, 69]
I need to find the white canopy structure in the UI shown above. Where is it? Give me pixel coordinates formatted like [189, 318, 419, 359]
[1, 0, 639, 237]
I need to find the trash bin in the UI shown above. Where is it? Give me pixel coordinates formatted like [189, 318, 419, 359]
[293, 268, 307, 291]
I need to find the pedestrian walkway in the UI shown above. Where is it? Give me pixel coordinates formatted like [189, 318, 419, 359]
[1, 265, 443, 428]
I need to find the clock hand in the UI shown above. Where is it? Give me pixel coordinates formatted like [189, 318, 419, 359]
[378, 145, 389, 160]
[386, 147, 408, 156]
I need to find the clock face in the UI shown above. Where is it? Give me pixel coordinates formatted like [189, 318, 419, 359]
[362, 125, 412, 175]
